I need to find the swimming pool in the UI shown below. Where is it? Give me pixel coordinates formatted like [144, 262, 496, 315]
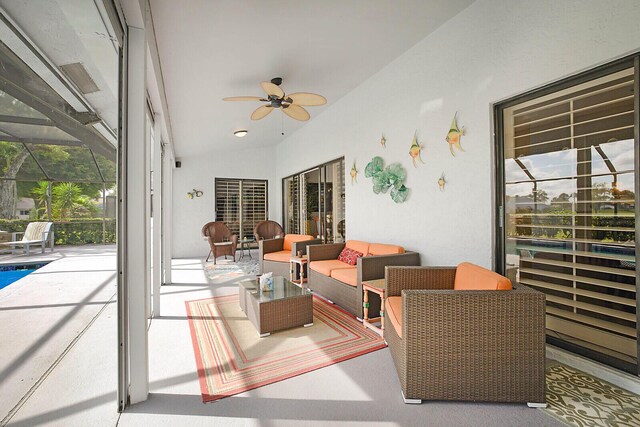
[0, 262, 49, 289]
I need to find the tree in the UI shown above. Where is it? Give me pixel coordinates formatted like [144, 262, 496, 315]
[1, 141, 115, 219]
[31, 181, 52, 220]
[52, 182, 97, 219]
[533, 189, 549, 203]
[0, 143, 30, 218]
[551, 193, 572, 203]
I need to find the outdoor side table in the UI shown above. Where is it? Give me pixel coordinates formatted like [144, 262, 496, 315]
[238, 238, 255, 260]
[361, 278, 385, 337]
[289, 255, 308, 286]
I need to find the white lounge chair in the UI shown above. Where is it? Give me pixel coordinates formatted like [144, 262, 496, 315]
[1, 222, 54, 255]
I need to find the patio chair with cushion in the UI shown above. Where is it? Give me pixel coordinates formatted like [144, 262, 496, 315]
[384, 263, 546, 406]
[0, 222, 54, 255]
[259, 234, 322, 277]
[253, 220, 284, 242]
[202, 221, 237, 264]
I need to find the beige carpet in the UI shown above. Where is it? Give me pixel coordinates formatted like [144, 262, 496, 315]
[186, 293, 386, 402]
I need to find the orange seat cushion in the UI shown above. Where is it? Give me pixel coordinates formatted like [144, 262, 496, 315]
[386, 296, 403, 338]
[309, 260, 354, 276]
[330, 268, 358, 287]
[345, 240, 370, 256]
[263, 250, 292, 263]
[283, 234, 313, 251]
[369, 243, 405, 256]
[454, 262, 512, 291]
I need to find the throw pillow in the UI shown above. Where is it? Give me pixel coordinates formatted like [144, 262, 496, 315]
[338, 247, 363, 266]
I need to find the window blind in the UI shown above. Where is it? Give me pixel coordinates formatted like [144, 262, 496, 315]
[503, 67, 637, 363]
[215, 178, 267, 240]
[241, 180, 268, 239]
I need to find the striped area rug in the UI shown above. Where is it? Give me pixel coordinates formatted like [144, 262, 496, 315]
[186, 294, 386, 402]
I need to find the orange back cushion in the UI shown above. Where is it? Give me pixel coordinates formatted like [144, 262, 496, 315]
[345, 240, 370, 256]
[454, 262, 512, 291]
[369, 243, 405, 256]
[283, 234, 313, 251]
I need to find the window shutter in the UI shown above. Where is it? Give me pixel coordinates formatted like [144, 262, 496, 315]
[503, 67, 637, 362]
[215, 178, 267, 240]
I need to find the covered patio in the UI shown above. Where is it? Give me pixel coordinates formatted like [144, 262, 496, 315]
[1, 0, 640, 426]
[1, 248, 568, 426]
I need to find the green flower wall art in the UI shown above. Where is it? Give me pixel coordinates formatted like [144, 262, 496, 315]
[364, 156, 409, 203]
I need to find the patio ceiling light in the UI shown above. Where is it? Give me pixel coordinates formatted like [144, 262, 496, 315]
[234, 130, 248, 138]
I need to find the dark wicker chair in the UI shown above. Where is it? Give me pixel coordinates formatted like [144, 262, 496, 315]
[201, 221, 238, 264]
[384, 265, 546, 406]
[253, 220, 284, 242]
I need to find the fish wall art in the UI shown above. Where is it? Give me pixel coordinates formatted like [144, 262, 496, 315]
[408, 131, 424, 167]
[350, 161, 358, 184]
[446, 113, 466, 156]
[438, 172, 446, 191]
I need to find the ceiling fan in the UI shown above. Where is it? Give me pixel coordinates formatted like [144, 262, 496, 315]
[223, 77, 326, 121]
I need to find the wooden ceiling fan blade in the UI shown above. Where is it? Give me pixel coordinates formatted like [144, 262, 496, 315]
[222, 96, 265, 101]
[286, 92, 327, 106]
[261, 82, 284, 98]
[282, 104, 310, 121]
[251, 105, 274, 120]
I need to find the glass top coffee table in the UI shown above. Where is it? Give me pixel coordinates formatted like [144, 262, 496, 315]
[238, 276, 313, 337]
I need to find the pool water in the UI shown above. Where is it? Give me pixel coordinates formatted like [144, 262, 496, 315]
[0, 263, 49, 289]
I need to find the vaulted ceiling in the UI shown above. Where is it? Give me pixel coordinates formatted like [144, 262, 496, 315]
[150, 0, 474, 157]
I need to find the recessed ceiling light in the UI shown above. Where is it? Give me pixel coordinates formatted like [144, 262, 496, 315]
[234, 130, 248, 138]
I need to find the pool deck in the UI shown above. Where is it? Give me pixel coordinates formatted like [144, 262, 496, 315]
[0, 244, 117, 425]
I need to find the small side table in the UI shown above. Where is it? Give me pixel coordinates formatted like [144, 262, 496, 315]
[361, 278, 385, 337]
[289, 256, 308, 286]
[238, 238, 255, 260]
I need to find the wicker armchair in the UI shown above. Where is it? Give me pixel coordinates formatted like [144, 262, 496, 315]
[384, 265, 546, 406]
[201, 221, 238, 264]
[253, 220, 284, 242]
[259, 234, 322, 276]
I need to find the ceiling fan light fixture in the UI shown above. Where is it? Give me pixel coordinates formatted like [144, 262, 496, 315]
[234, 130, 248, 138]
[224, 78, 326, 122]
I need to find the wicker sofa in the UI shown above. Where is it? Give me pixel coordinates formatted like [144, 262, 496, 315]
[259, 234, 322, 277]
[307, 240, 420, 319]
[384, 264, 546, 406]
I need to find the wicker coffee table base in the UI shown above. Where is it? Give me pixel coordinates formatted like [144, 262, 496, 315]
[239, 284, 313, 337]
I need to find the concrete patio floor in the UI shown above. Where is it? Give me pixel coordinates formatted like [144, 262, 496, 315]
[0, 244, 117, 426]
[0, 246, 637, 426]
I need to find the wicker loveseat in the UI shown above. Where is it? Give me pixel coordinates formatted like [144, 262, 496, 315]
[307, 240, 420, 318]
[259, 234, 322, 277]
[384, 263, 546, 406]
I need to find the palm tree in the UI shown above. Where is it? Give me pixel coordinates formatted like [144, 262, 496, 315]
[52, 182, 96, 219]
[31, 181, 52, 220]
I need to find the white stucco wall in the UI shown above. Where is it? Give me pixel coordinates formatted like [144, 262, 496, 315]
[272, 0, 640, 268]
[172, 146, 277, 258]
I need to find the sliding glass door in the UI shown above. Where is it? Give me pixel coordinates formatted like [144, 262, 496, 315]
[301, 168, 321, 238]
[283, 158, 345, 242]
[496, 56, 639, 374]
